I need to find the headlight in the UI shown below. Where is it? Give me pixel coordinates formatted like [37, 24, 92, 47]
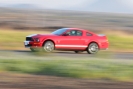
[34, 38, 40, 42]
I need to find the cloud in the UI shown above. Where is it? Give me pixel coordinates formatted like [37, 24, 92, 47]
[0, 0, 97, 9]
[1, 0, 133, 13]
[117, 0, 133, 9]
[37, 0, 97, 9]
[0, 0, 29, 4]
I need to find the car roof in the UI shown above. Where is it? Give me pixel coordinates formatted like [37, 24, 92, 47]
[64, 28, 86, 31]
[63, 28, 96, 35]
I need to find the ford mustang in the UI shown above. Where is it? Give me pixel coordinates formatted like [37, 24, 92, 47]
[24, 28, 109, 54]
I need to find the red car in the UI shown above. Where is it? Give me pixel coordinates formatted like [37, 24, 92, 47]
[24, 28, 109, 54]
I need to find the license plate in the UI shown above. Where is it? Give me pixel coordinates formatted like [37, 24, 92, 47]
[24, 41, 29, 45]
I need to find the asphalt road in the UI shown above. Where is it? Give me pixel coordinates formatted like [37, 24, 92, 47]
[2, 50, 132, 60]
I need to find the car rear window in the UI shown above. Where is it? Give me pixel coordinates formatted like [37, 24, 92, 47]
[86, 32, 93, 36]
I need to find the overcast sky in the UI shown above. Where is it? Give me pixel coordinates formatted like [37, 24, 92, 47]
[0, 0, 133, 13]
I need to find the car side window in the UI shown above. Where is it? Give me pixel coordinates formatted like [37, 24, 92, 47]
[76, 30, 82, 36]
[86, 32, 93, 36]
[66, 30, 76, 36]
[66, 30, 82, 36]
[71, 30, 76, 35]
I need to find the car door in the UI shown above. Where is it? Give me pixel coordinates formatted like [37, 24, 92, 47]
[56, 30, 86, 50]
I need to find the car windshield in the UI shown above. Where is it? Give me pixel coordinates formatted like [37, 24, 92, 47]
[51, 28, 68, 35]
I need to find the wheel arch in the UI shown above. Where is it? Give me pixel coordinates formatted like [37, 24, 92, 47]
[42, 39, 55, 47]
[86, 41, 100, 54]
[88, 41, 100, 49]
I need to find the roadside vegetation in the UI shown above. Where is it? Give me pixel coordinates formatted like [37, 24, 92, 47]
[0, 57, 133, 82]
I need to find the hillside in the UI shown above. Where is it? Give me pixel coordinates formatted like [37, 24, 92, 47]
[0, 7, 133, 31]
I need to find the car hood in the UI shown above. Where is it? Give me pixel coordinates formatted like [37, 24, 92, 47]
[26, 34, 57, 38]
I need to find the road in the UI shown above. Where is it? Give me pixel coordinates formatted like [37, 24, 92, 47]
[1, 50, 133, 60]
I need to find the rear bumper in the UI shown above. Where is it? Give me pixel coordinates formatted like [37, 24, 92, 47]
[99, 41, 109, 50]
[24, 41, 42, 48]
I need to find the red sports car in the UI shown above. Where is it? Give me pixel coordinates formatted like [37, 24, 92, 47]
[24, 28, 109, 54]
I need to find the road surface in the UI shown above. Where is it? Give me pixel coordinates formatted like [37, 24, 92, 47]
[0, 50, 133, 59]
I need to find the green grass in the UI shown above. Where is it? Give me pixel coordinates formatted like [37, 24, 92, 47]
[0, 58, 133, 82]
[108, 34, 133, 51]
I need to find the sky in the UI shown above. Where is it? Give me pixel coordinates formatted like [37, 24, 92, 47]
[0, 0, 133, 13]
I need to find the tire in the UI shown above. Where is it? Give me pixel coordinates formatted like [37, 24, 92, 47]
[43, 41, 54, 52]
[87, 43, 99, 54]
[74, 51, 83, 53]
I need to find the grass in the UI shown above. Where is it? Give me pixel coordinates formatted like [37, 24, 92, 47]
[0, 57, 133, 82]
[107, 32, 133, 51]
[0, 29, 50, 50]
[0, 29, 133, 51]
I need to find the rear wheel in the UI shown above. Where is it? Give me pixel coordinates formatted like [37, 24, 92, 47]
[43, 41, 54, 52]
[87, 43, 99, 54]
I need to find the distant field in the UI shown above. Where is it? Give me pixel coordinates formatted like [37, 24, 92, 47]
[1, 7, 133, 31]
[0, 29, 133, 52]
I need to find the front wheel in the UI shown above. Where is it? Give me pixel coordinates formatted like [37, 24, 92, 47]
[43, 41, 55, 52]
[87, 43, 99, 54]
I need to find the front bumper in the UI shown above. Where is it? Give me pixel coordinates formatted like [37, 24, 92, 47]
[24, 41, 42, 48]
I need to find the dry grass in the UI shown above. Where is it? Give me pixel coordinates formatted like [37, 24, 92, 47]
[0, 29, 51, 50]
[100, 30, 133, 38]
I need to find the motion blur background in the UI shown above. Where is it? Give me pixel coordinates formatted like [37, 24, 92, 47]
[0, 0, 133, 89]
